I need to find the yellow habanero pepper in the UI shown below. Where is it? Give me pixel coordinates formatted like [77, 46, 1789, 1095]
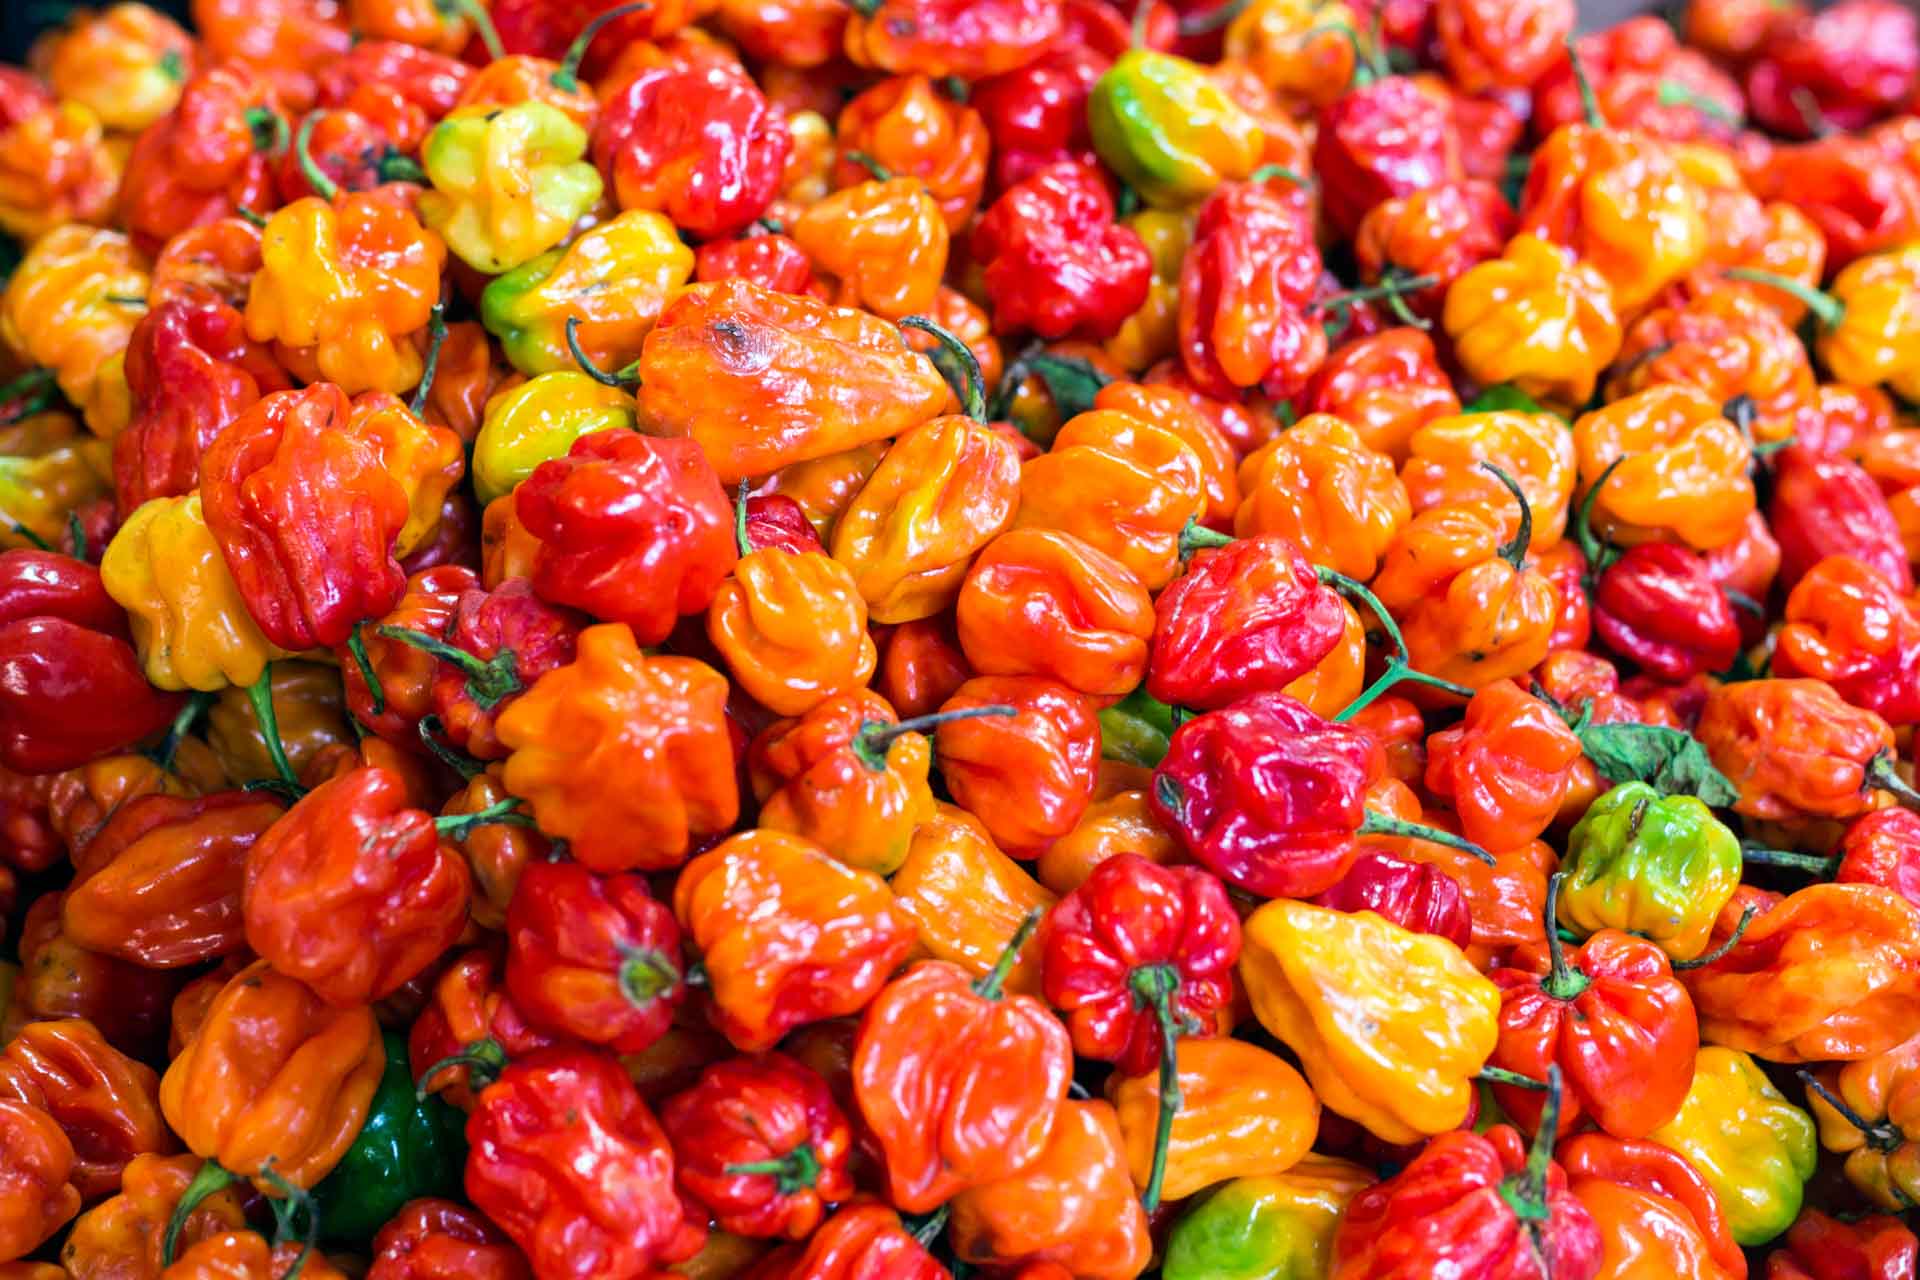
[101, 494, 294, 692]
[1239, 899, 1500, 1145]
[0, 225, 148, 436]
[889, 803, 1055, 996]
[1443, 233, 1623, 413]
[471, 371, 639, 505]
[1104, 209, 1190, 374]
[0, 425, 109, 551]
[1571, 385, 1755, 552]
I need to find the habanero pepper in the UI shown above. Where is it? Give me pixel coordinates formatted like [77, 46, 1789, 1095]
[936, 675, 1100, 855]
[1647, 1046, 1816, 1246]
[1089, 49, 1263, 209]
[364, 1197, 531, 1280]
[310, 1029, 466, 1245]
[419, 103, 604, 277]
[1769, 446, 1914, 596]
[893, 802, 1055, 995]
[1443, 233, 1622, 414]
[1313, 851, 1475, 949]
[1775, 554, 1920, 726]
[792, 178, 947, 322]
[1178, 178, 1325, 402]
[1561, 781, 1744, 964]
[1698, 678, 1915, 823]
[1424, 679, 1582, 854]
[971, 162, 1152, 343]
[1234, 415, 1411, 583]
[1314, 70, 1464, 240]
[832, 74, 987, 232]
[1559, 1132, 1748, 1280]
[1767, 1209, 1918, 1280]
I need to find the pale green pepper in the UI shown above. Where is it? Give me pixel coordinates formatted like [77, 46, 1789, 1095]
[471, 371, 637, 504]
[1088, 50, 1265, 208]
[418, 102, 604, 275]
[1560, 781, 1743, 963]
[1163, 1156, 1374, 1280]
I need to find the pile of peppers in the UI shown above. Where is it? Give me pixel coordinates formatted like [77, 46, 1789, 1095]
[5, 0, 1920, 1276]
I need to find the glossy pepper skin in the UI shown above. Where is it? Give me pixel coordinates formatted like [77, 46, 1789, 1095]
[1698, 678, 1904, 822]
[793, 178, 948, 322]
[1559, 1132, 1748, 1280]
[498, 623, 738, 873]
[118, 65, 282, 255]
[1592, 542, 1743, 683]
[1775, 554, 1920, 725]
[159, 959, 384, 1189]
[594, 62, 789, 241]
[244, 192, 446, 397]
[504, 860, 685, 1056]
[851, 923, 1074, 1213]
[675, 831, 916, 1053]
[1315, 74, 1463, 239]
[743, 1200, 944, 1279]
[709, 535, 875, 718]
[364, 1197, 531, 1280]
[482, 210, 693, 378]
[1574, 385, 1755, 552]
[1682, 883, 1920, 1064]
[312, 1030, 466, 1245]
[1313, 851, 1474, 949]
[200, 383, 408, 652]
[638, 279, 952, 485]
[0, 225, 150, 436]
[471, 373, 638, 508]
[1802, 1030, 1920, 1212]
[971, 163, 1152, 343]
[0, 550, 184, 776]
[1090, 50, 1262, 209]
[0, 1018, 174, 1202]
[1425, 680, 1582, 854]
[1436, 0, 1575, 93]
[894, 802, 1055, 995]
[1161, 1156, 1375, 1280]
[114, 297, 293, 515]
[1146, 535, 1345, 712]
[1179, 180, 1325, 401]
[59, 1153, 248, 1279]
[423, 576, 586, 762]
[411, 947, 560, 1114]
[748, 689, 936, 878]
[1767, 1210, 1918, 1280]
[1235, 415, 1410, 583]
[516, 429, 736, 646]
[1354, 183, 1514, 331]
[419, 103, 604, 276]
[937, 675, 1100, 854]
[1839, 809, 1920, 909]
[659, 1053, 854, 1240]
[1648, 1046, 1816, 1246]
[1769, 447, 1914, 596]
[0, 1098, 81, 1262]
[832, 74, 987, 232]
[843, 0, 1059, 79]
[1241, 899, 1501, 1145]
[1561, 782, 1743, 964]
[1747, 0, 1917, 137]
[465, 1050, 705, 1280]
[1443, 234, 1622, 413]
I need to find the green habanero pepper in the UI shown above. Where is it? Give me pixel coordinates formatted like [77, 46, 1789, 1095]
[1098, 686, 1177, 768]
[1648, 1046, 1816, 1247]
[471, 371, 638, 505]
[1088, 50, 1264, 210]
[1163, 1156, 1375, 1280]
[311, 1029, 466, 1243]
[418, 102, 605, 276]
[481, 209, 693, 377]
[1560, 780, 1742, 963]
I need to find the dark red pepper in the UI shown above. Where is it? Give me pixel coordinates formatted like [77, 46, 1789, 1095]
[970, 162, 1153, 341]
[694, 233, 819, 297]
[1312, 851, 1473, 949]
[1837, 808, 1920, 910]
[1313, 73, 1463, 239]
[0, 550, 183, 775]
[1178, 180, 1326, 400]
[1767, 1209, 1919, 1280]
[1769, 445, 1914, 595]
[1747, 0, 1919, 138]
[659, 1053, 855, 1241]
[1591, 542, 1742, 682]
[972, 50, 1105, 192]
[315, 40, 474, 124]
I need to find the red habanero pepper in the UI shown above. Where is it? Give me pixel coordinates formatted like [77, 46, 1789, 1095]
[114, 297, 293, 515]
[1352, 182, 1514, 335]
[337, 565, 475, 751]
[315, 40, 474, 124]
[659, 1053, 855, 1240]
[1533, 18, 1745, 144]
[1838, 808, 1920, 910]
[515, 429, 737, 647]
[1747, 0, 1919, 138]
[365, 1198, 531, 1280]
[465, 1049, 706, 1280]
[1313, 851, 1475, 949]
[743, 1200, 945, 1280]
[1424, 679, 1582, 854]
[411, 947, 562, 1112]
[1145, 533, 1347, 712]
[1558, 1134, 1748, 1280]
[1744, 137, 1920, 270]
[842, 0, 1063, 81]
[1179, 179, 1325, 401]
[593, 61, 791, 242]
[119, 64, 287, 255]
[274, 102, 424, 204]
[1775, 554, 1920, 727]
[1313, 72, 1464, 239]
[1591, 542, 1743, 683]
[740, 494, 826, 556]
[504, 860, 686, 1056]
[972, 49, 1104, 192]
[0, 550, 183, 776]
[1769, 446, 1914, 595]
[1766, 1209, 1918, 1280]
[199, 383, 410, 652]
[971, 163, 1153, 343]
[694, 233, 820, 297]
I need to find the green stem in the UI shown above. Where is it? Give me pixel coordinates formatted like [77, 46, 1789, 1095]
[378, 624, 522, 708]
[1564, 35, 1603, 128]
[247, 665, 303, 796]
[1539, 873, 1590, 1000]
[66, 511, 86, 562]
[379, 152, 427, 185]
[439, 0, 506, 59]
[1130, 963, 1183, 1213]
[234, 206, 268, 228]
[156, 691, 217, 771]
[415, 1040, 507, 1100]
[1177, 516, 1235, 562]
[1480, 462, 1533, 571]
[725, 1144, 822, 1196]
[2, 514, 50, 552]
[1310, 273, 1439, 315]
[417, 714, 483, 780]
[1357, 811, 1495, 866]
[1724, 268, 1843, 330]
[1573, 455, 1626, 580]
[163, 1161, 238, 1265]
[346, 621, 385, 717]
[1798, 1070, 1904, 1153]
[734, 479, 753, 560]
[1318, 566, 1475, 719]
[898, 316, 985, 423]
[852, 704, 1016, 772]
[1657, 80, 1741, 127]
[246, 106, 289, 157]
[1672, 905, 1758, 970]
[1739, 846, 1836, 875]
[1867, 750, 1920, 814]
[410, 302, 448, 417]
[1249, 164, 1311, 188]
[843, 150, 892, 182]
[565, 315, 640, 387]
[550, 1, 648, 92]
[256, 1163, 318, 1280]
[432, 796, 534, 840]
[1478, 1066, 1549, 1091]
[293, 110, 338, 202]
[618, 948, 681, 1007]
[973, 909, 1042, 1000]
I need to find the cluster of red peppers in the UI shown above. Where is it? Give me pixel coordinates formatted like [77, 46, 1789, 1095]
[5, 0, 1920, 1278]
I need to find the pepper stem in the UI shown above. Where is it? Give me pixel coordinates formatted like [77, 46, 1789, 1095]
[973, 908, 1043, 1001]
[245, 106, 289, 157]
[619, 947, 680, 1008]
[899, 316, 986, 423]
[1540, 873, 1590, 1001]
[163, 1160, 238, 1265]
[1175, 0, 1250, 31]
[293, 110, 339, 203]
[416, 1039, 508, 1100]
[346, 621, 385, 717]
[1499, 1065, 1564, 1222]
[1320, 566, 1476, 720]
[1672, 904, 1758, 970]
[1, 515, 50, 552]
[1249, 164, 1311, 188]
[1866, 750, 1920, 814]
[551, 1, 649, 92]
[565, 315, 641, 387]
[432, 796, 534, 839]
[1565, 35, 1603, 128]
[439, 0, 506, 60]
[418, 714, 483, 780]
[1311, 274, 1439, 315]
[410, 302, 448, 417]
[1480, 462, 1533, 571]
[1358, 810, 1496, 866]
[1478, 1066, 1549, 1091]
[734, 479, 753, 560]
[257, 1163, 318, 1280]
[1724, 268, 1844, 330]
[379, 151, 427, 185]
[234, 206, 268, 228]
[247, 665, 304, 797]
[1656, 80, 1741, 127]
[377, 624, 523, 708]
[725, 1144, 822, 1196]
[843, 150, 892, 182]
[1129, 962, 1184, 1212]
[1572, 455, 1626, 580]
[1177, 516, 1235, 562]
[156, 691, 217, 771]
[852, 704, 1017, 772]
[1798, 1070, 1905, 1153]
[1739, 846, 1836, 875]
